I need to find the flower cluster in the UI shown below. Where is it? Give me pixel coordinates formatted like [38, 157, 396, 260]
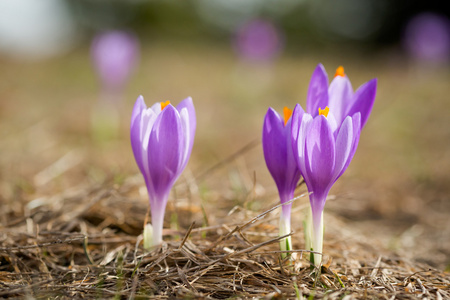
[129, 64, 377, 265]
[263, 64, 377, 265]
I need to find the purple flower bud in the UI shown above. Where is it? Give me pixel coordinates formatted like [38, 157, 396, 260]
[262, 106, 301, 255]
[130, 96, 196, 246]
[291, 64, 377, 265]
[91, 30, 139, 91]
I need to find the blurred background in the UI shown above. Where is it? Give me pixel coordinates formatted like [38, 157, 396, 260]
[0, 0, 449, 269]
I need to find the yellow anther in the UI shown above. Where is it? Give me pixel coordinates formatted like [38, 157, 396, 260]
[334, 66, 345, 77]
[283, 107, 293, 126]
[318, 106, 329, 118]
[160, 100, 171, 110]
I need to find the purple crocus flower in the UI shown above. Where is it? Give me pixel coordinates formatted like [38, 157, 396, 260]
[291, 64, 377, 266]
[91, 31, 139, 141]
[130, 96, 196, 247]
[403, 13, 450, 63]
[91, 30, 139, 93]
[262, 107, 301, 256]
[234, 19, 283, 63]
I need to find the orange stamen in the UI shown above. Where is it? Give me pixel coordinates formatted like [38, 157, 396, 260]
[283, 107, 293, 126]
[160, 100, 171, 110]
[334, 66, 345, 77]
[318, 106, 329, 118]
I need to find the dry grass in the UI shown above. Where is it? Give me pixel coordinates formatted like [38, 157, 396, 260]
[1, 162, 449, 299]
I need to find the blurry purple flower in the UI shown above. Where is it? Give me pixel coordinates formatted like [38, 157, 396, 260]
[234, 19, 283, 62]
[91, 30, 139, 91]
[291, 64, 377, 266]
[130, 96, 196, 247]
[262, 106, 301, 256]
[403, 13, 450, 63]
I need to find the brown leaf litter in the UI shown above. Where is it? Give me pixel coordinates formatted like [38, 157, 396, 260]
[0, 175, 449, 299]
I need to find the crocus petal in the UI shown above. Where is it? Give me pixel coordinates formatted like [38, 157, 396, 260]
[150, 102, 162, 114]
[177, 97, 196, 168]
[284, 118, 300, 189]
[177, 97, 196, 138]
[297, 113, 313, 174]
[333, 116, 353, 181]
[327, 75, 353, 125]
[306, 64, 329, 117]
[346, 78, 377, 129]
[304, 115, 336, 201]
[140, 108, 158, 152]
[290, 104, 305, 149]
[337, 112, 361, 179]
[131, 95, 146, 126]
[290, 104, 304, 164]
[130, 96, 147, 177]
[325, 111, 338, 135]
[139, 108, 160, 197]
[179, 108, 191, 169]
[262, 108, 288, 189]
[148, 105, 185, 201]
[291, 105, 314, 171]
[291, 105, 313, 185]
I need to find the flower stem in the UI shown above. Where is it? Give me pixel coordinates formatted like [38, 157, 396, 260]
[304, 208, 313, 261]
[149, 195, 169, 247]
[151, 210, 164, 247]
[143, 223, 153, 250]
[310, 206, 324, 267]
[279, 209, 292, 259]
